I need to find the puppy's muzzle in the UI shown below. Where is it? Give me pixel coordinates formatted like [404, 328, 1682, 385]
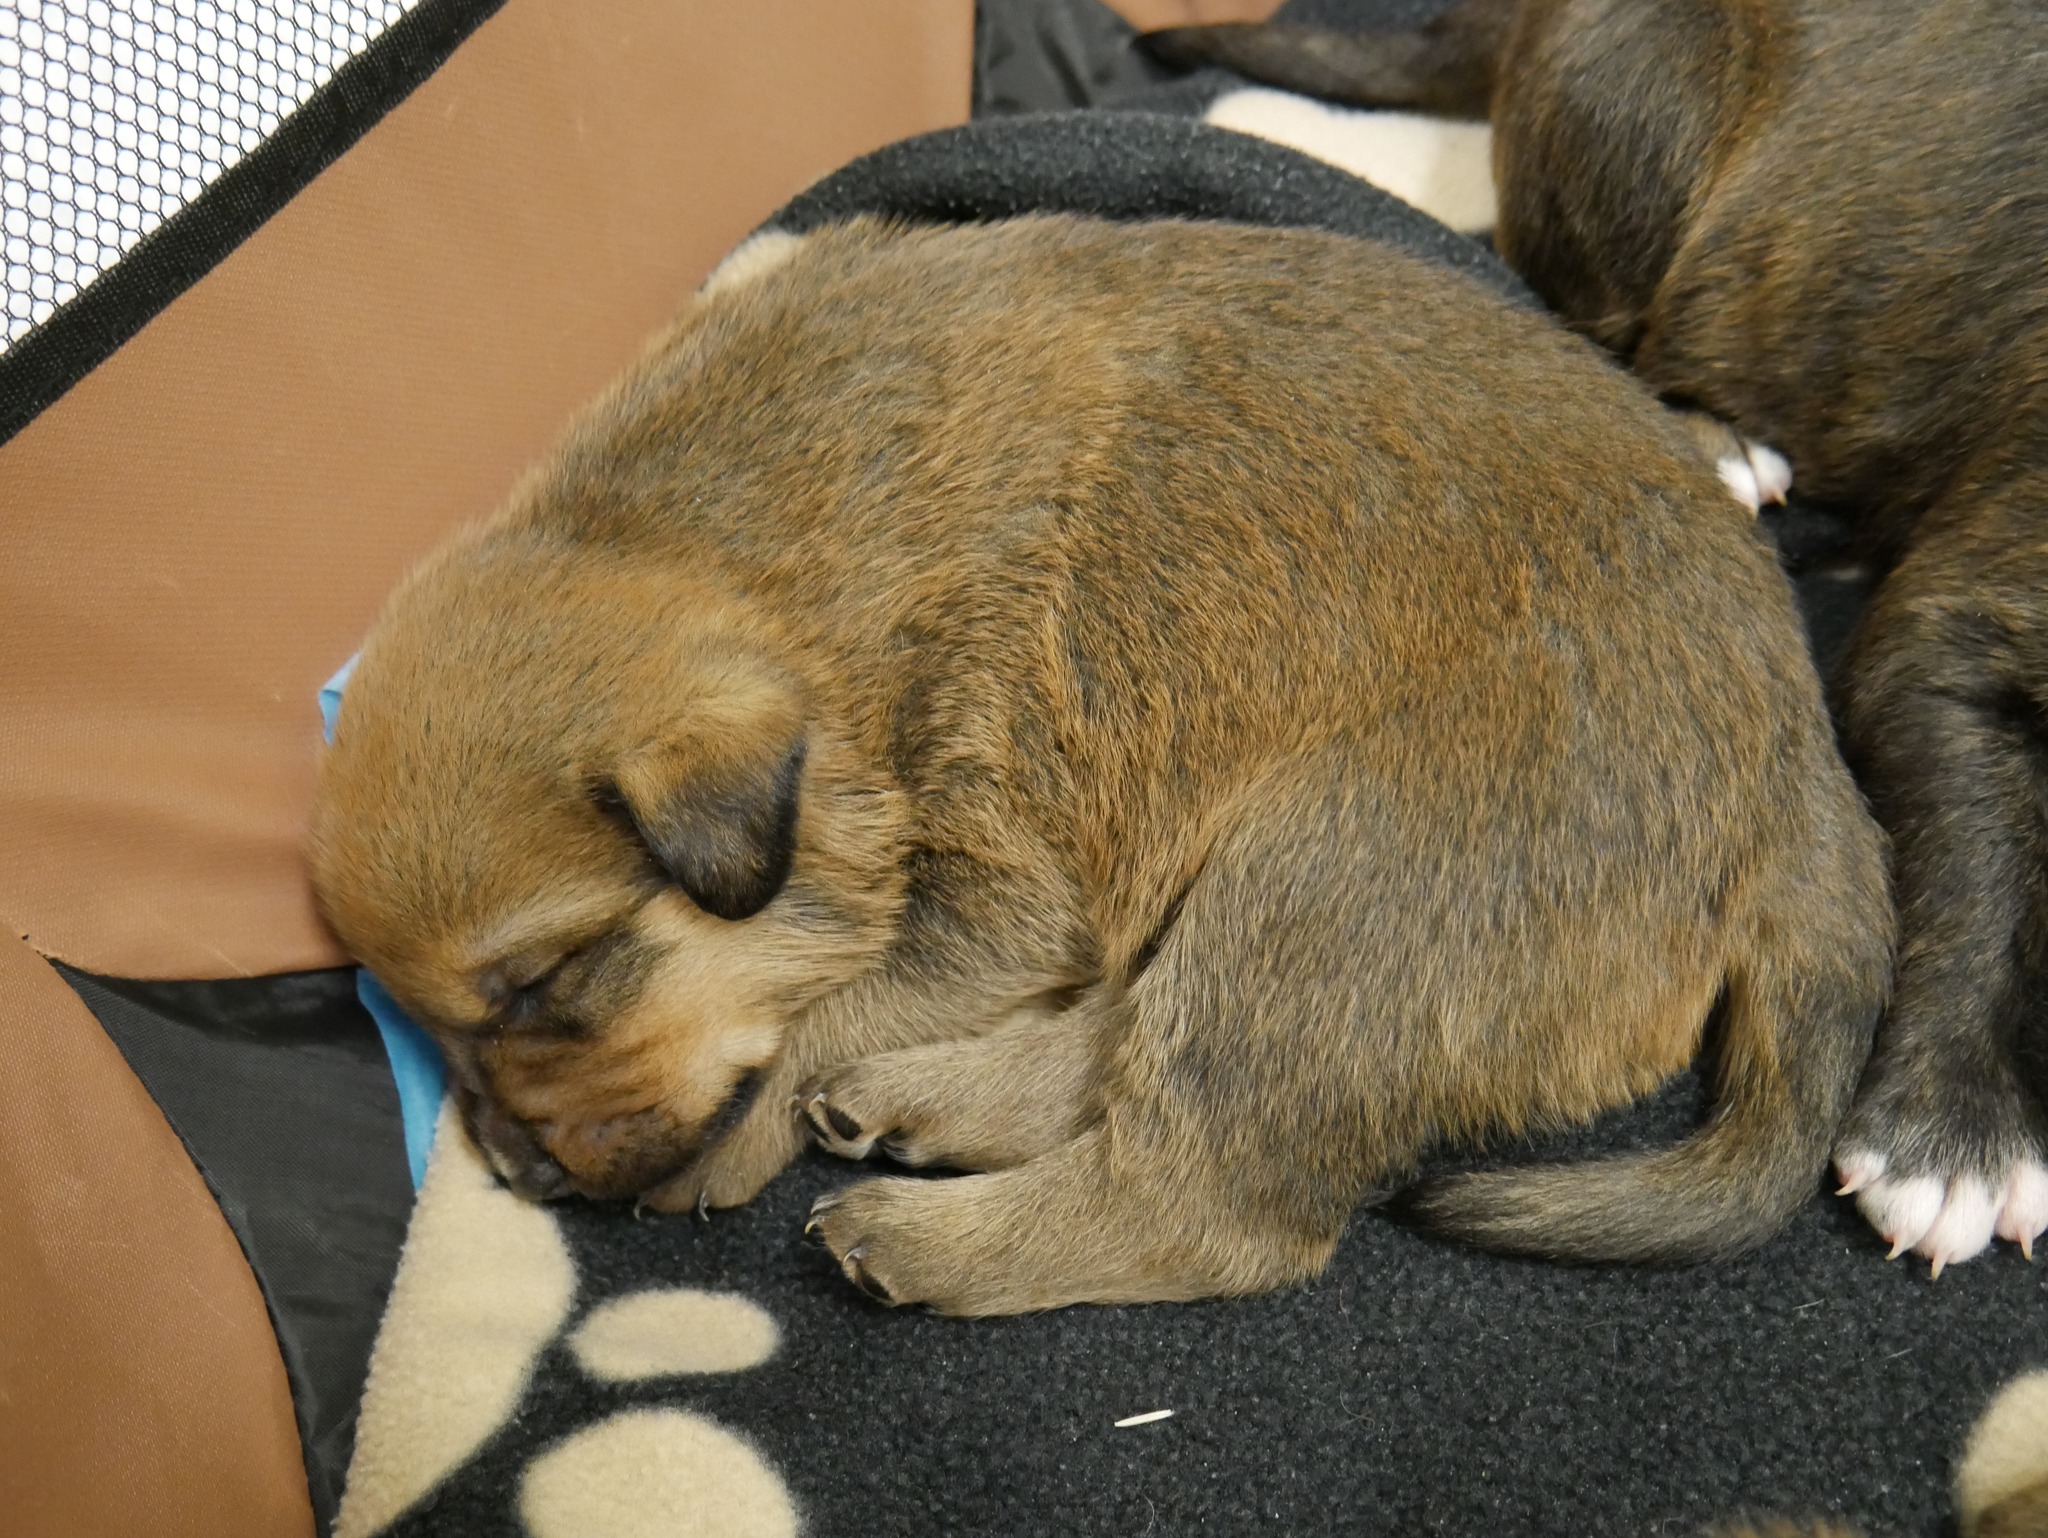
[457, 1073, 769, 1204]
[457, 1082, 580, 1201]
[499, 1145, 580, 1203]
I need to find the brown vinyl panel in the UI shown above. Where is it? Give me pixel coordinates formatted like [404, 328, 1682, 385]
[0, 932, 313, 1538]
[0, 0, 972, 979]
[1102, 0, 1286, 27]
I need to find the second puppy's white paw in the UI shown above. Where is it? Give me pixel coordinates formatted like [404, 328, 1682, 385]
[1836, 1149, 2048, 1274]
[1672, 410, 1793, 512]
[1714, 438, 1793, 512]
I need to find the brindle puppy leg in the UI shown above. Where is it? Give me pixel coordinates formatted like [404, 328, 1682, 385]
[1835, 475, 2048, 1269]
[1138, 0, 1515, 117]
[797, 989, 1111, 1171]
[647, 849, 1094, 1212]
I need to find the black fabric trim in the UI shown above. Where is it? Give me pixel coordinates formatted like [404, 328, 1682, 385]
[0, 0, 511, 449]
[768, 112, 1535, 310]
[58, 964, 413, 1538]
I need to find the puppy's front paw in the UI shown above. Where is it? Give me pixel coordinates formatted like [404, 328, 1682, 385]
[805, 1176, 1022, 1315]
[796, 1062, 955, 1167]
[1835, 1151, 2048, 1272]
[796, 1072, 886, 1163]
[641, 1088, 806, 1216]
[1836, 1070, 2048, 1271]
[805, 1180, 931, 1308]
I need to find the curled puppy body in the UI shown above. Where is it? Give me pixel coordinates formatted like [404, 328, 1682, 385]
[1144, 0, 2048, 1270]
[309, 215, 1888, 1314]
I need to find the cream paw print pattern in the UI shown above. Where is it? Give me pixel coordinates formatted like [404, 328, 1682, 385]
[324, 1068, 2048, 1538]
[336, 1102, 796, 1538]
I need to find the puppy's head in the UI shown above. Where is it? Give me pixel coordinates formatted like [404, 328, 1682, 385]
[309, 531, 900, 1204]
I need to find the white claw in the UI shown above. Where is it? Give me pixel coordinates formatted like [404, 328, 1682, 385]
[1843, 1154, 2048, 1271]
[1996, 1160, 2048, 1259]
[1713, 439, 1792, 512]
[1918, 1178, 2000, 1275]
[804, 1192, 841, 1237]
[1745, 441, 1792, 505]
[1835, 1148, 1888, 1197]
[1856, 1173, 1946, 1259]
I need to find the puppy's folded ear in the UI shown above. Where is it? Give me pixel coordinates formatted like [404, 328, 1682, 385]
[597, 677, 807, 922]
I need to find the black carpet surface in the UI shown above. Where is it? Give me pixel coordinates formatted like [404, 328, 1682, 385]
[771, 110, 1530, 309]
[385, 1088, 2045, 1538]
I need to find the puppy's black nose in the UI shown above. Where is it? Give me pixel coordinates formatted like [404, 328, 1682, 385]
[457, 1086, 579, 1202]
[500, 1148, 576, 1202]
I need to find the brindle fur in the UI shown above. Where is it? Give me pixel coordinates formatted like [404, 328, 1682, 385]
[309, 216, 1888, 1315]
[1144, 0, 2048, 1259]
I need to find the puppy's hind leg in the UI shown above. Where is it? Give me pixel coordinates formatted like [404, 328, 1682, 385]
[1834, 474, 2048, 1270]
[807, 775, 1438, 1315]
[797, 990, 1111, 1172]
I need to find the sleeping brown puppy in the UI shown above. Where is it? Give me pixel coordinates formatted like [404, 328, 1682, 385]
[309, 214, 1889, 1315]
[1145, 0, 2048, 1270]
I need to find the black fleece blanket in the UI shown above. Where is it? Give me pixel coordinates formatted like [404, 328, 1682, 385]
[318, 109, 2041, 1538]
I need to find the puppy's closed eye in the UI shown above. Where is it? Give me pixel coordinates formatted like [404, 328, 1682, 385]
[505, 970, 560, 1028]
[479, 952, 571, 1030]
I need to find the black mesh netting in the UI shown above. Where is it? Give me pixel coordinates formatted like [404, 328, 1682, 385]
[0, 0, 422, 351]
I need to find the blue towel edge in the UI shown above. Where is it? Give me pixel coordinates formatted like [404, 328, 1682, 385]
[322, 654, 447, 1190]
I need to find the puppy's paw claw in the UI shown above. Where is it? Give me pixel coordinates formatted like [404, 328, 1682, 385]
[798, 1086, 878, 1161]
[839, 1245, 898, 1306]
[1834, 1149, 1886, 1197]
[807, 1179, 945, 1309]
[1837, 1148, 2048, 1271]
[1674, 410, 1791, 513]
[1993, 1160, 2048, 1259]
[1744, 440, 1792, 505]
[804, 1191, 842, 1236]
[1919, 1178, 2000, 1277]
[1858, 1169, 1947, 1260]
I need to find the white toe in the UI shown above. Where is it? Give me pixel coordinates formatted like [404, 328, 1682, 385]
[1835, 1148, 1888, 1195]
[1996, 1160, 2048, 1258]
[1744, 441, 1792, 504]
[1716, 452, 1764, 511]
[1916, 1177, 2000, 1274]
[1857, 1173, 1946, 1258]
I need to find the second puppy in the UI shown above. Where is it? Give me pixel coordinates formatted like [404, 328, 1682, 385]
[310, 215, 1888, 1314]
[1145, 0, 2048, 1270]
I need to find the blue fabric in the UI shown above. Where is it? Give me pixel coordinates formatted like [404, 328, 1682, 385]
[316, 655, 355, 732]
[321, 656, 447, 1188]
[356, 970, 446, 1189]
